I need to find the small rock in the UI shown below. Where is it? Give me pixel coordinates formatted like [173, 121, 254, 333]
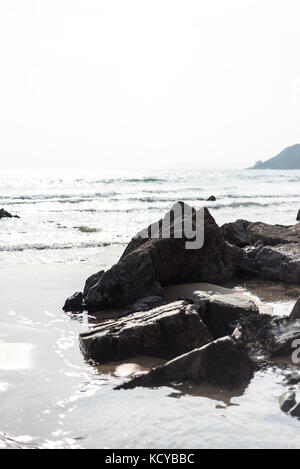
[0, 208, 19, 219]
[297, 210, 300, 222]
[63, 291, 84, 312]
[279, 391, 296, 413]
[206, 195, 216, 201]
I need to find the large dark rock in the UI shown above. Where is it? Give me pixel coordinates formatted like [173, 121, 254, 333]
[192, 291, 259, 339]
[79, 300, 213, 363]
[81, 202, 239, 309]
[116, 336, 254, 390]
[0, 208, 19, 219]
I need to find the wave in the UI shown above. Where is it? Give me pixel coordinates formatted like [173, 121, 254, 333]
[210, 201, 287, 210]
[0, 240, 124, 253]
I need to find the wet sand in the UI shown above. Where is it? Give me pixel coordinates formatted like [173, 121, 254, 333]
[1, 263, 300, 449]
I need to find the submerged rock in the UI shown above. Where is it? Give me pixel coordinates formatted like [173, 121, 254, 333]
[78, 202, 239, 309]
[116, 336, 254, 390]
[0, 208, 19, 219]
[79, 301, 213, 363]
[192, 291, 259, 339]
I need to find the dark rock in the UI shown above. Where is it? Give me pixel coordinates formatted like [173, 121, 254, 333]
[0, 208, 19, 219]
[116, 336, 254, 390]
[192, 291, 259, 339]
[79, 300, 213, 363]
[206, 195, 216, 201]
[290, 297, 300, 320]
[221, 220, 252, 247]
[289, 402, 300, 418]
[271, 319, 300, 356]
[131, 296, 164, 312]
[63, 291, 84, 312]
[222, 220, 300, 247]
[83, 270, 104, 298]
[251, 244, 300, 283]
[82, 202, 239, 309]
[232, 313, 275, 360]
[296, 210, 300, 222]
[279, 391, 296, 413]
[233, 314, 300, 359]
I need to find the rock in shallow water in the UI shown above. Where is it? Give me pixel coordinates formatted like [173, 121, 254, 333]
[0, 208, 19, 219]
[233, 313, 300, 360]
[192, 291, 259, 339]
[79, 301, 213, 363]
[116, 336, 254, 390]
[63, 291, 84, 312]
[271, 319, 300, 356]
[78, 202, 240, 309]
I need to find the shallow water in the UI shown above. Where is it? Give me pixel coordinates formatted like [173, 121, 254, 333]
[1, 264, 300, 449]
[1, 168, 300, 265]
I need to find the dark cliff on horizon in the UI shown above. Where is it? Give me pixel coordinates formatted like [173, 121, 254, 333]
[249, 144, 300, 169]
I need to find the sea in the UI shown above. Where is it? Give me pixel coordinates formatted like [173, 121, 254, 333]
[1, 168, 300, 265]
[0, 168, 300, 449]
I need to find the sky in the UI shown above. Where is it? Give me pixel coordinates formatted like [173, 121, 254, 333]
[0, 0, 299, 170]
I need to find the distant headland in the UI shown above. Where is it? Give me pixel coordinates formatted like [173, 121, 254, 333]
[249, 144, 300, 169]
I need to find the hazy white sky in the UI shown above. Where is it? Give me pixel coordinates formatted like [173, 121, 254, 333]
[0, 0, 299, 170]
